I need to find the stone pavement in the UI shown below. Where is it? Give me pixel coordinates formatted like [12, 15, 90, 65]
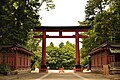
[38, 72, 110, 80]
[0, 70, 119, 80]
[39, 73, 82, 80]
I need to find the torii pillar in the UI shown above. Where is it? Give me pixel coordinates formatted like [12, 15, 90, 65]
[75, 31, 81, 68]
[41, 31, 47, 69]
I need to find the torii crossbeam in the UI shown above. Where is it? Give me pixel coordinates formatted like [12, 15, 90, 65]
[33, 26, 91, 72]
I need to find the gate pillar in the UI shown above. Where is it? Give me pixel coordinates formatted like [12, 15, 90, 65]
[41, 31, 47, 69]
[75, 31, 81, 68]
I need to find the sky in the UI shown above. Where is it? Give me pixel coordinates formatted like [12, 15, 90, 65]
[39, 0, 87, 47]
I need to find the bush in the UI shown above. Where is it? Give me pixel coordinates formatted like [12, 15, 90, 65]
[0, 64, 11, 75]
[81, 57, 89, 68]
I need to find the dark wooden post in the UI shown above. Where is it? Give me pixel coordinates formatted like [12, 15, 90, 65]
[75, 31, 81, 68]
[59, 31, 62, 37]
[41, 31, 47, 69]
[88, 56, 91, 70]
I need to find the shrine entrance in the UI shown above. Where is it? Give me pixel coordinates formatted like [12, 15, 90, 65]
[33, 26, 91, 71]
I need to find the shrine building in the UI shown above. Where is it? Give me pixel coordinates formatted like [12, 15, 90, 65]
[0, 44, 33, 71]
[89, 43, 120, 74]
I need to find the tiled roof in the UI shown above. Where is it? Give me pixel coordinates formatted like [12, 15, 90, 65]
[0, 44, 33, 55]
[89, 43, 120, 55]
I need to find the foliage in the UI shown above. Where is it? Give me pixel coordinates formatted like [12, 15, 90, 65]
[81, 57, 89, 67]
[59, 42, 64, 48]
[24, 31, 42, 69]
[80, 0, 120, 62]
[46, 41, 75, 69]
[0, 0, 55, 45]
[45, 0, 55, 11]
[46, 44, 59, 69]
[31, 46, 42, 69]
[0, 64, 11, 75]
[85, 0, 109, 20]
[0, 0, 41, 45]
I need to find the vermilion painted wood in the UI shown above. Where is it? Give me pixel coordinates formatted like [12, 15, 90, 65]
[42, 31, 46, 65]
[33, 35, 88, 38]
[33, 26, 91, 70]
[75, 31, 80, 65]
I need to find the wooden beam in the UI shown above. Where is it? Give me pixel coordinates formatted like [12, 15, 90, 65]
[46, 35, 75, 38]
[34, 26, 91, 31]
[33, 29, 88, 32]
[33, 35, 88, 38]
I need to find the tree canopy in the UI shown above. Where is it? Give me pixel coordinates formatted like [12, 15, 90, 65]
[46, 41, 75, 69]
[0, 0, 41, 45]
[0, 0, 55, 45]
[80, 0, 120, 62]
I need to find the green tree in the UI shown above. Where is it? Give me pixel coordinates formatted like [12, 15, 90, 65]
[59, 42, 64, 48]
[85, 0, 109, 20]
[23, 0, 55, 68]
[46, 42, 59, 69]
[46, 41, 75, 69]
[0, 0, 55, 45]
[61, 41, 75, 69]
[31, 46, 42, 69]
[24, 31, 42, 69]
[80, 0, 120, 67]
[0, 0, 41, 45]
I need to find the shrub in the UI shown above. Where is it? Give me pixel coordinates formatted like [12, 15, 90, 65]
[0, 64, 11, 75]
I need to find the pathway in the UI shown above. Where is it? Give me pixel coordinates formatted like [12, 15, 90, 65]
[0, 70, 119, 80]
[38, 72, 110, 80]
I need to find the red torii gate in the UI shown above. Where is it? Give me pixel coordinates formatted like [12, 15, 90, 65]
[33, 26, 91, 71]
